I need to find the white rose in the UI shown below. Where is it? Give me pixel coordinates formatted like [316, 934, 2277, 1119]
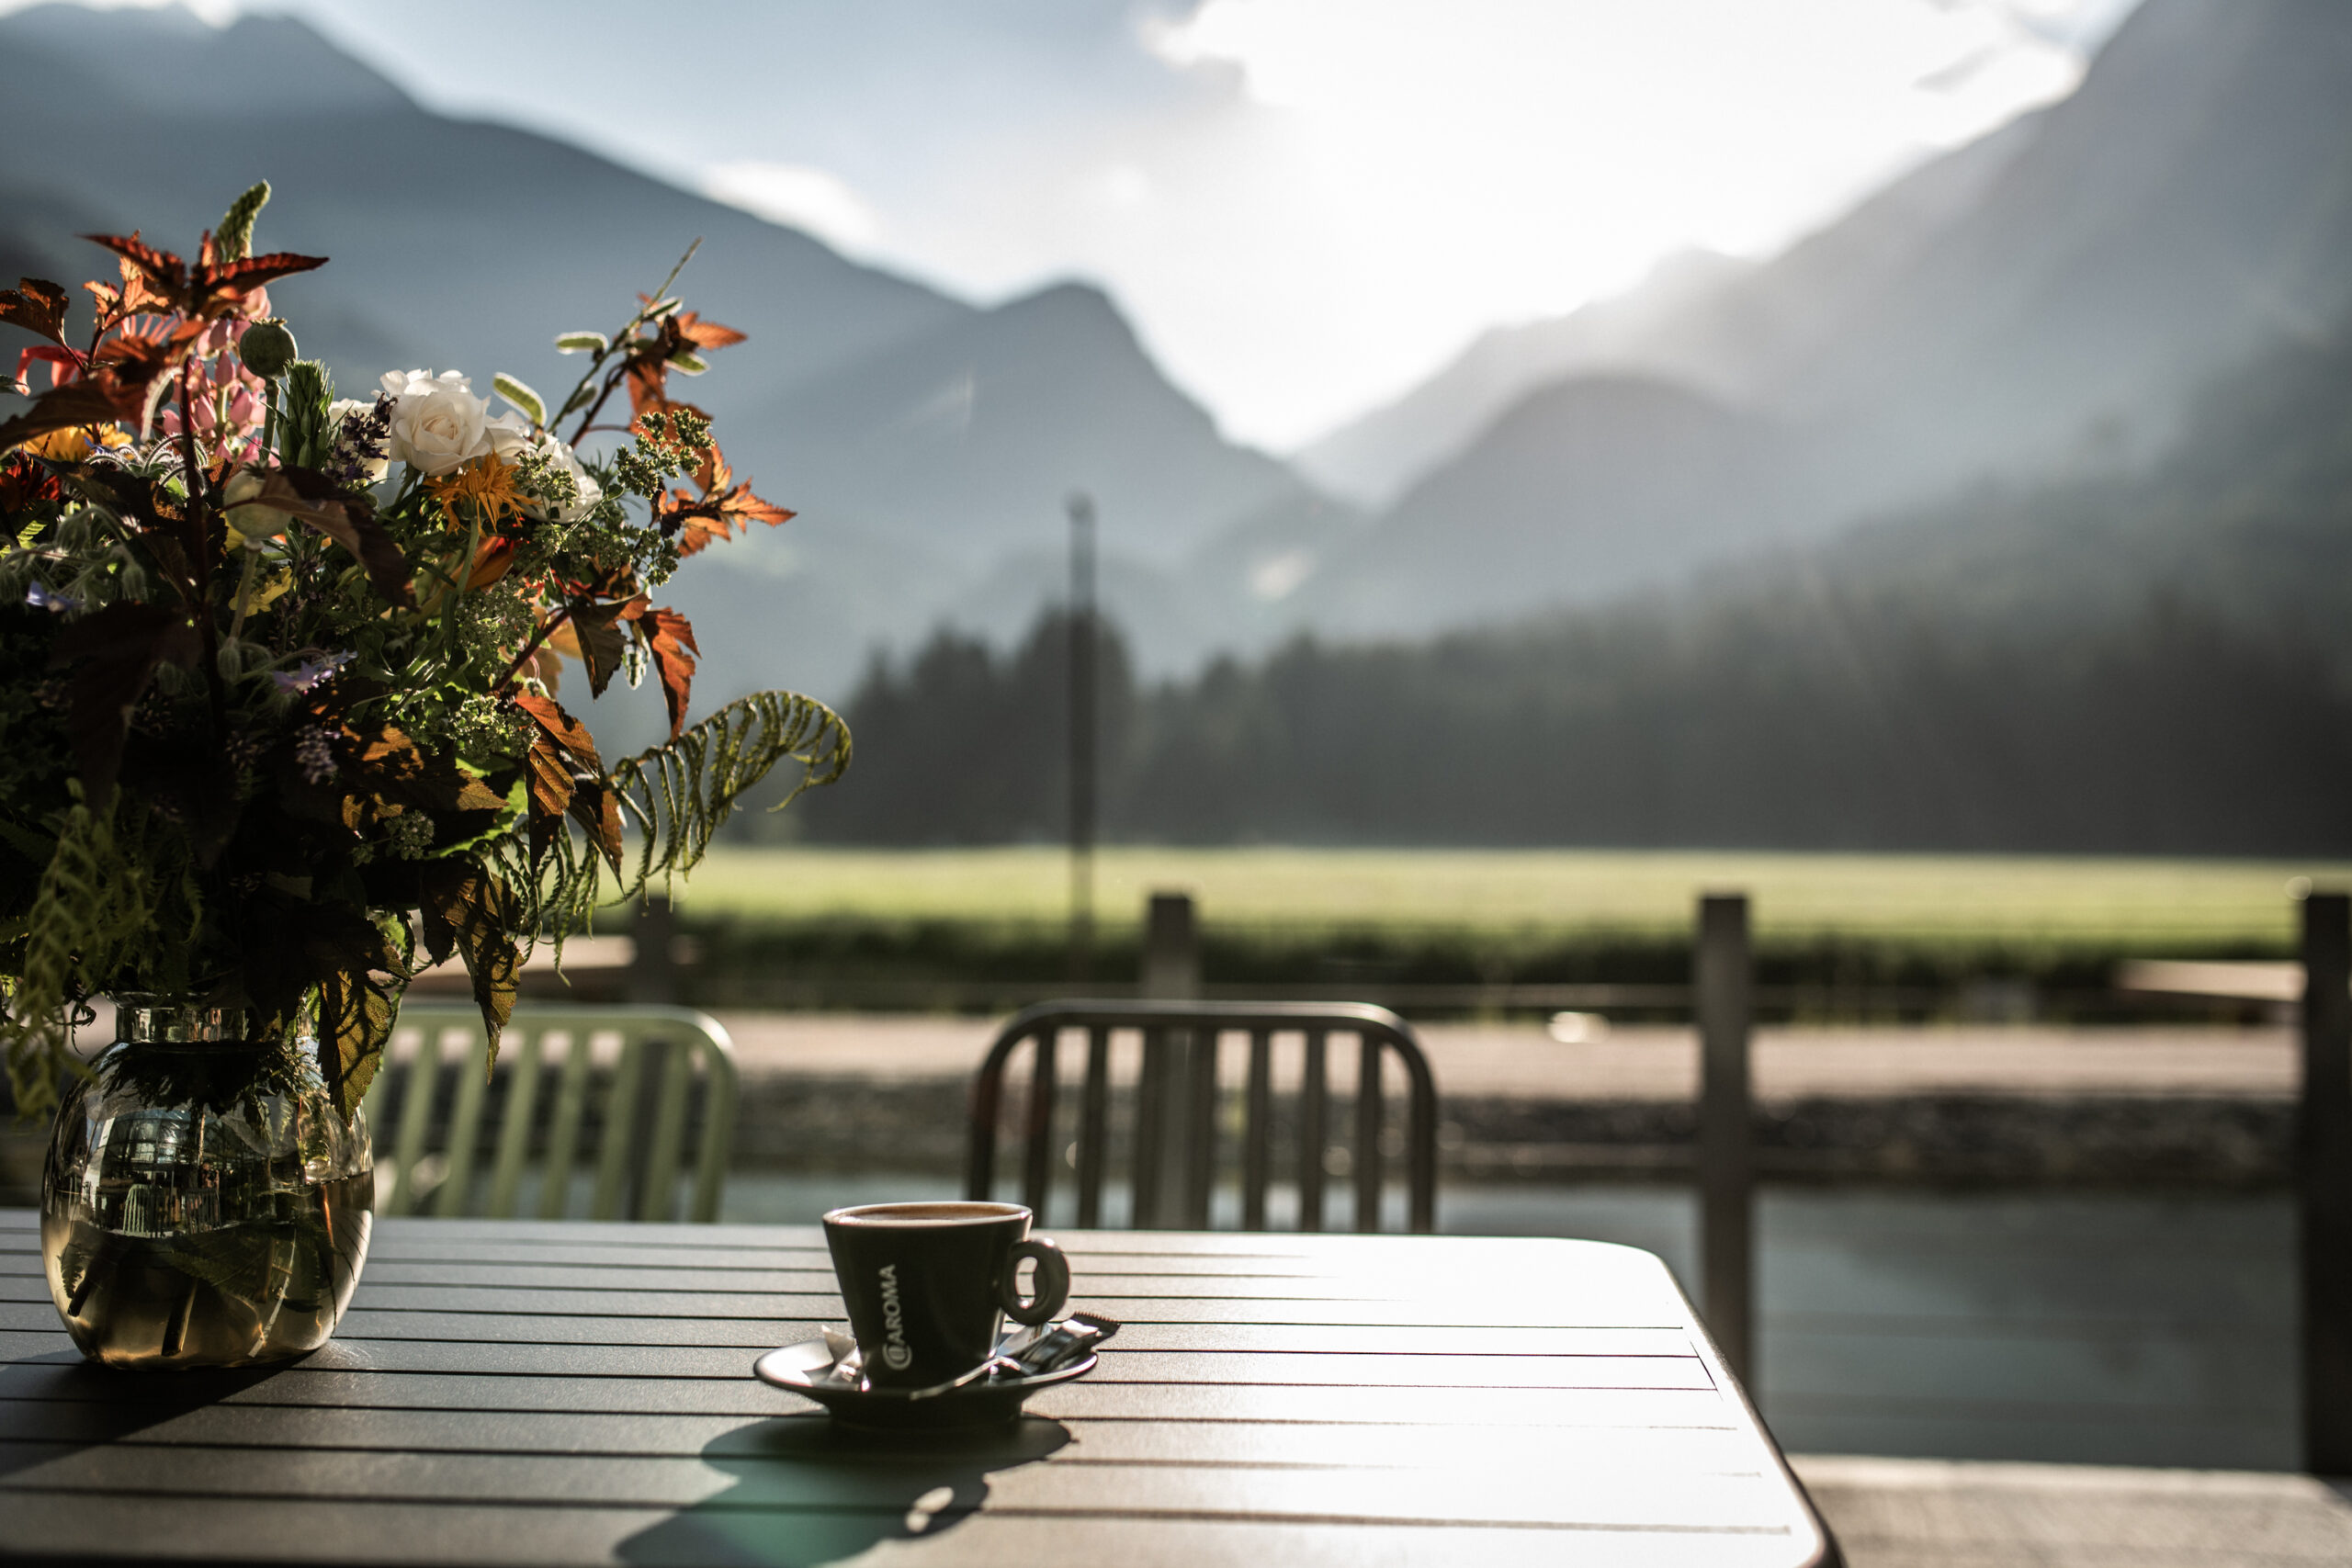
[487, 420, 605, 522]
[380, 368, 491, 476]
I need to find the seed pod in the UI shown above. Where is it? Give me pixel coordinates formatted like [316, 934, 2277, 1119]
[238, 319, 300, 379]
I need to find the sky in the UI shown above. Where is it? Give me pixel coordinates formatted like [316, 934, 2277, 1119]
[15, 0, 2145, 450]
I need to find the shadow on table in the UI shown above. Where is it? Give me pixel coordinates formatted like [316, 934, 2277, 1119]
[619, 1415, 1070, 1568]
[0, 1358, 286, 1479]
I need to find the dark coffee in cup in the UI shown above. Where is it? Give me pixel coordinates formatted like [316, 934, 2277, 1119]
[821, 1201, 1070, 1389]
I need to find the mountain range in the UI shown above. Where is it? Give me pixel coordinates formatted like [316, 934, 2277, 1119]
[0, 1, 1309, 727]
[5, 0, 2350, 763]
[1290, 0, 2352, 638]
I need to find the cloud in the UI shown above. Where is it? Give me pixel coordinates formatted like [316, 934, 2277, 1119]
[699, 162, 885, 256]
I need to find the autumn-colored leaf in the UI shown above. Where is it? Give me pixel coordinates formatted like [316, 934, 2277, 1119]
[660, 446, 795, 558]
[80, 232, 325, 321]
[0, 381, 123, 453]
[85, 256, 174, 333]
[419, 859, 520, 1067]
[0, 449, 64, 511]
[465, 536, 516, 591]
[515, 692, 605, 774]
[82, 232, 184, 298]
[514, 694, 623, 866]
[626, 604, 699, 738]
[254, 471, 413, 607]
[317, 964, 399, 1116]
[48, 601, 202, 809]
[570, 776, 624, 868]
[0, 278, 70, 347]
[84, 317, 211, 432]
[346, 726, 506, 815]
[200, 251, 325, 294]
[625, 355, 671, 419]
[673, 310, 746, 351]
[520, 743, 574, 860]
[564, 597, 632, 697]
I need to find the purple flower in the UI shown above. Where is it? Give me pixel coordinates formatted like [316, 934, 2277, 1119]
[294, 726, 338, 784]
[271, 650, 355, 695]
[24, 583, 79, 614]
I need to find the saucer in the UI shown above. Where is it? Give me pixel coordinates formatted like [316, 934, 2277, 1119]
[753, 1337, 1100, 1431]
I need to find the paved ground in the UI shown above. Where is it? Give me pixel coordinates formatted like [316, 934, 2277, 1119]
[709, 1012, 2296, 1099]
[1793, 1455, 2352, 1567]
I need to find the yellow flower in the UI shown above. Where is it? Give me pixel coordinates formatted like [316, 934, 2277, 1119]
[20, 423, 127, 462]
[427, 454, 526, 533]
[233, 565, 293, 615]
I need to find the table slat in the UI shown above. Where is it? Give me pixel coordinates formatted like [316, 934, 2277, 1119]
[0, 1212, 1829, 1567]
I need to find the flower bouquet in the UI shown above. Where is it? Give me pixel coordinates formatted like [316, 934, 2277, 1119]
[0, 180, 849, 1117]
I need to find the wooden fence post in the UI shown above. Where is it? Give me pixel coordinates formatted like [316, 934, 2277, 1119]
[1136, 892, 1201, 1227]
[630, 894, 680, 1006]
[1697, 892, 1755, 1389]
[2301, 890, 2352, 1473]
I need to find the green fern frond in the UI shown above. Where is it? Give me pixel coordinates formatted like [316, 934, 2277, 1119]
[3, 793, 153, 1115]
[505, 689, 849, 947]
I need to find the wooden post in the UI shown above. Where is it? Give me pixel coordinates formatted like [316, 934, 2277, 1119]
[1139, 892, 1199, 1227]
[1143, 892, 1200, 1000]
[2301, 891, 2352, 1473]
[1067, 492, 1097, 982]
[630, 895, 680, 1006]
[1696, 892, 1754, 1389]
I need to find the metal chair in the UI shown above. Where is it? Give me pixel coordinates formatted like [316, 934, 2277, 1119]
[363, 1003, 740, 1223]
[967, 999, 1438, 1234]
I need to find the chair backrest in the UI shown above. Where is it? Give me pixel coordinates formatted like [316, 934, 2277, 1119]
[364, 1003, 739, 1223]
[967, 999, 1438, 1234]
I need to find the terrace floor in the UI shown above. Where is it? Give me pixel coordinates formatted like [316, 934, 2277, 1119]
[1794, 1454, 2352, 1567]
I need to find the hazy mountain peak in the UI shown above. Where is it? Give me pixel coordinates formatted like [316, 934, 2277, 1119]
[1, 4, 414, 118]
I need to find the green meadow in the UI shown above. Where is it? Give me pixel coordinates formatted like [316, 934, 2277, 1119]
[673, 847, 2346, 954]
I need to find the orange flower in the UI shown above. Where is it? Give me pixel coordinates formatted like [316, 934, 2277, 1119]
[425, 454, 526, 533]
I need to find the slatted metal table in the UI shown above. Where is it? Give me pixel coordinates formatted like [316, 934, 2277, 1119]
[0, 1210, 1838, 1566]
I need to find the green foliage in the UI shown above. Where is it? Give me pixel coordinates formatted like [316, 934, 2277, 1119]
[214, 180, 270, 264]
[279, 359, 334, 468]
[0, 198, 842, 1118]
[516, 688, 851, 948]
[4, 789, 200, 1115]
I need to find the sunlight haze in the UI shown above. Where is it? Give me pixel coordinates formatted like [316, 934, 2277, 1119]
[7, 0, 2143, 445]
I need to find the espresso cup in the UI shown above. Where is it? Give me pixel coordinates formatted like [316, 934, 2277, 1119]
[821, 1201, 1071, 1389]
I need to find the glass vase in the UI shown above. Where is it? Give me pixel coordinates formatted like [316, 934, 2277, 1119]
[39, 997, 376, 1369]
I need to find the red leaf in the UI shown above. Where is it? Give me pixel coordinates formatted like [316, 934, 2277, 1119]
[0, 278, 70, 346]
[514, 694, 622, 867]
[626, 604, 699, 738]
[193, 250, 327, 310]
[81, 233, 185, 297]
[625, 355, 671, 418]
[0, 380, 129, 453]
[515, 693, 605, 775]
[658, 446, 794, 558]
[418, 859, 520, 1062]
[562, 597, 633, 698]
[569, 776, 625, 869]
[86, 256, 175, 332]
[673, 310, 746, 350]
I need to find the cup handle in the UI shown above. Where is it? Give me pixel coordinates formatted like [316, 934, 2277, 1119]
[1000, 1236, 1070, 1325]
